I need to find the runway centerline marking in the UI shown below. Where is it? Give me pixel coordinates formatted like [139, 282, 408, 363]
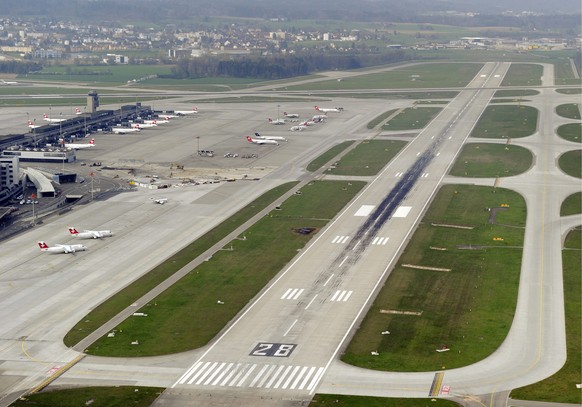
[284, 319, 298, 336]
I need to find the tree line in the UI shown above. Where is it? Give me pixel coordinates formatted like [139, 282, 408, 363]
[0, 60, 42, 74]
[171, 50, 412, 80]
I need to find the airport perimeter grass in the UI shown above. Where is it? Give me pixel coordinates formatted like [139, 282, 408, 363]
[84, 180, 366, 356]
[382, 107, 442, 131]
[303, 91, 458, 100]
[557, 88, 582, 95]
[0, 96, 167, 108]
[326, 140, 407, 176]
[556, 103, 581, 120]
[448, 143, 533, 178]
[558, 150, 582, 179]
[493, 89, 539, 97]
[561, 192, 582, 216]
[285, 63, 483, 91]
[500, 63, 543, 87]
[306, 141, 355, 172]
[367, 109, 399, 129]
[469, 105, 538, 139]
[64, 182, 298, 347]
[510, 227, 581, 404]
[310, 395, 460, 407]
[557, 123, 582, 143]
[343, 184, 526, 372]
[13, 387, 163, 407]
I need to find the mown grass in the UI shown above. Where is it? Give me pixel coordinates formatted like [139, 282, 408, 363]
[510, 227, 581, 404]
[25, 64, 175, 84]
[84, 181, 366, 356]
[306, 141, 355, 172]
[558, 150, 582, 179]
[285, 63, 484, 91]
[557, 123, 582, 143]
[367, 109, 399, 129]
[560, 192, 582, 216]
[0, 96, 169, 108]
[494, 90, 539, 97]
[556, 103, 581, 120]
[382, 107, 442, 131]
[64, 182, 298, 347]
[326, 140, 407, 176]
[501, 63, 543, 87]
[13, 387, 163, 407]
[469, 105, 538, 139]
[295, 91, 459, 100]
[556, 88, 582, 95]
[343, 185, 525, 372]
[448, 143, 533, 178]
[310, 395, 460, 407]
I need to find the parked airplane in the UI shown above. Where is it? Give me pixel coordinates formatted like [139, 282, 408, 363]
[253, 132, 287, 142]
[68, 227, 112, 239]
[63, 138, 95, 149]
[75, 107, 83, 115]
[314, 106, 341, 113]
[289, 125, 306, 132]
[154, 198, 168, 204]
[284, 112, 299, 118]
[0, 79, 18, 85]
[247, 136, 278, 145]
[300, 120, 316, 126]
[38, 241, 87, 254]
[131, 122, 157, 129]
[43, 113, 66, 123]
[312, 115, 327, 121]
[112, 127, 141, 134]
[175, 107, 198, 115]
[27, 120, 41, 129]
[268, 118, 286, 125]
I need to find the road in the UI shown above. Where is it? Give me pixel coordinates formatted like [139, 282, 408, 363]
[0, 62, 579, 407]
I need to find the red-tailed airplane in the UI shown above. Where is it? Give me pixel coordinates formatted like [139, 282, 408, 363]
[68, 227, 112, 239]
[289, 125, 306, 132]
[131, 122, 157, 129]
[43, 113, 66, 123]
[314, 106, 341, 113]
[63, 138, 95, 149]
[268, 118, 286, 125]
[38, 241, 87, 254]
[284, 112, 299, 118]
[112, 127, 141, 134]
[27, 120, 42, 129]
[253, 132, 287, 142]
[175, 107, 198, 115]
[247, 136, 279, 145]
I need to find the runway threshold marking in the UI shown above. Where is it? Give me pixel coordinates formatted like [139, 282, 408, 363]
[332, 235, 350, 244]
[281, 288, 304, 300]
[428, 371, 445, 396]
[330, 290, 352, 302]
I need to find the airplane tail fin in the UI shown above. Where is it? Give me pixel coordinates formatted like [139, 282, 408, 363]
[246, 136, 253, 142]
[314, 106, 320, 111]
[68, 227, 79, 235]
[268, 118, 272, 122]
[38, 241, 49, 249]
[89, 138, 95, 144]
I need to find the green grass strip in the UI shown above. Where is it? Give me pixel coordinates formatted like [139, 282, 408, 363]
[343, 184, 525, 372]
[501, 63, 543, 87]
[310, 395, 460, 407]
[307, 141, 355, 172]
[469, 105, 538, 139]
[382, 107, 442, 131]
[326, 140, 407, 176]
[367, 109, 399, 129]
[559, 150, 582, 179]
[561, 192, 582, 216]
[557, 123, 582, 143]
[448, 143, 533, 178]
[556, 103, 581, 120]
[64, 182, 299, 347]
[84, 180, 366, 356]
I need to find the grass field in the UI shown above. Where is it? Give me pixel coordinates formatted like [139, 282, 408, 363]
[183, 96, 316, 103]
[299, 91, 459, 100]
[556, 103, 581, 120]
[367, 109, 399, 129]
[326, 140, 407, 176]
[13, 387, 163, 407]
[310, 395, 460, 407]
[284, 63, 484, 91]
[448, 143, 533, 178]
[382, 107, 442, 131]
[306, 141, 355, 172]
[557, 123, 582, 143]
[501, 63, 543, 87]
[469, 105, 538, 139]
[560, 192, 582, 216]
[64, 182, 298, 347]
[494, 90, 539, 97]
[342, 184, 525, 372]
[558, 149, 582, 178]
[510, 227, 581, 404]
[556, 88, 582, 95]
[83, 180, 366, 356]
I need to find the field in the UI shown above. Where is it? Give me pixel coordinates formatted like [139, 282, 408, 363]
[367, 109, 399, 129]
[382, 107, 442, 131]
[342, 185, 525, 372]
[510, 227, 581, 404]
[557, 123, 582, 143]
[556, 103, 581, 120]
[310, 395, 460, 407]
[469, 105, 538, 139]
[326, 140, 407, 176]
[13, 387, 162, 407]
[560, 192, 582, 216]
[448, 143, 533, 178]
[81, 181, 366, 356]
[306, 141, 355, 172]
[284, 63, 484, 91]
[556, 88, 582, 95]
[500, 63, 543, 86]
[302, 91, 458, 100]
[558, 149, 582, 178]
[494, 90, 539, 97]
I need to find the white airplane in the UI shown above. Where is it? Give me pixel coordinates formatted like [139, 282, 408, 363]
[63, 138, 95, 149]
[112, 127, 141, 134]
[131, 122, 157, 129]
[43, 113, 67, 123]
[289, 125, 306, 132]
[246, 136, 278, 146]
[174, 107, 198, 115]
[144, 119, 168, 125]
[28, 120, 42, 129]
[75, 107, 83, 115]
[314, 106, 341, 113]
[268, 118, 286, 125]
[300, 120, 316, 126]
[38, 241, 87, 254]
[312, 114, 327, 121]
[253, 132, 287, 142]
[1, 79, 18, 85]
[154, 198, 168, 205]
[69, 227, 112, 239]
[284, 112, 299, 118]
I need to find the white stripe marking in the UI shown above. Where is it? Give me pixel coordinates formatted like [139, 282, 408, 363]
[220, 363, 241, 386]
[343, 291, 353, 301]
[338, 256, 348, 268]
[211, 362, 233, 385]
[250, 364, 270, 387]
[178, 361, 202, 385]
[274, 365, 294, 389]
[257, 365, 277, 388]
[265, 365, 286, 388]
[228, 365, 246, 387]
[187, 362, 211, 385]
[372, 236, 379, 245]
[290, 366, 309, 389]
[237, 364, 256, 387]
[196, 362, 218, 384]
[323, 274, 334, 286]
[284, 319, 298, 336]
[282, 366, 301, 389]
[293, 288, 304, 299]
[281, 288, 292, 299]
[203, 362, 226, 385]
[307, 367, 325, 390]
[330, 290, 340, 301]
[298, 366, 317, 390]
[305, 295, 318, 310]
[331, 235, 340, 243]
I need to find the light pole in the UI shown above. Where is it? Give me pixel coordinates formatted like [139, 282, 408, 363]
[83, 107, 87, 137]
[196, 136, 200, 153]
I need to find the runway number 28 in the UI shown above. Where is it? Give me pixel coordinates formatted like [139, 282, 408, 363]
[250, 343, 296, 357]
